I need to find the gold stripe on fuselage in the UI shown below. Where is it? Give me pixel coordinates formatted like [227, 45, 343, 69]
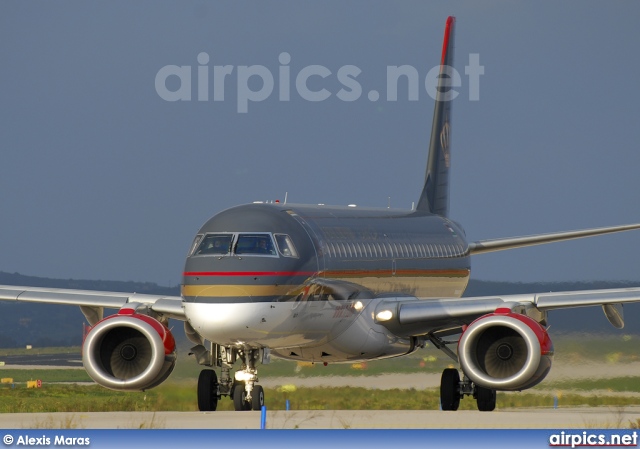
[182, 284, 301, 298]
[324, 269, 469, 278]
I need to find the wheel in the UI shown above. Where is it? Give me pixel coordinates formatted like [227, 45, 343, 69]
[233, 383, 251, 411]
[476, 386, 496, 411]
[197, 369, 219, 412]
[476, 386, 496, 412]
[440, 368, 461, 411]
[251, 385, 264, 411]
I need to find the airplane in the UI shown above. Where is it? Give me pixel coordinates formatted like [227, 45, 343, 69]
[2, 15, 640, 413]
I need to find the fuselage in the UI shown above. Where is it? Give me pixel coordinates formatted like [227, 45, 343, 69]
[182, 202, 471, 362]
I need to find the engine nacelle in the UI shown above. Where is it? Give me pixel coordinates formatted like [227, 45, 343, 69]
[458, 309, 554, 391]
[83, 310, 177, 391]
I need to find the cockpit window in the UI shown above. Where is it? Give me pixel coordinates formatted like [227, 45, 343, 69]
[235, 234, 277, 256]
[274, 234, 299, 258]
[189, 234, 203, 256]
[191, 232, 289, 257]
[195, 234, 233, 255]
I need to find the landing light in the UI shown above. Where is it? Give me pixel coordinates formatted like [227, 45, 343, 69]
[234, 371, 253, 382]
[353, 301, 364, 311]
[376, 310, 393, 322]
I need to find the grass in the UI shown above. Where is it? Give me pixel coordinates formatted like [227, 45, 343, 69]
[551, 334, 640, 365]
[0, 384, 159, 413]
[0, 369, 91, 383]
[544, 377, 640, 393]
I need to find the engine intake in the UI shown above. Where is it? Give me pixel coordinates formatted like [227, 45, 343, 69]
[83, 311, 176, 391]
[458, 310, 553, 391]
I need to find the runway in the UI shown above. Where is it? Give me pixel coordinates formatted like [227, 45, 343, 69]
[4, 407, 640, 429]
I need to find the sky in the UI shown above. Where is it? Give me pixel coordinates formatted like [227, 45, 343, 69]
[2, 1, 640, 287]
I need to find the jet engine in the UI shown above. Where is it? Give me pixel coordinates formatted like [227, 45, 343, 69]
[82, 310, 177, 391]
[458, 309, 553, 391]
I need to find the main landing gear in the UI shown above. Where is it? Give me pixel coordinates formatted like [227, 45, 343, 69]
[439, 368, 496, 412]
[197, 370, 219, 411]
[430, 334, 496, 412]
[194, 344, 267, 412]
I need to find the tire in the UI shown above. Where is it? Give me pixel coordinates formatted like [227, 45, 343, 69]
[476, 386, 496, 412]
[197, 369, 219, 412]
[251, 385, 265, 411]
[440, 368, 461, 411]
[233, 383, 251, 411]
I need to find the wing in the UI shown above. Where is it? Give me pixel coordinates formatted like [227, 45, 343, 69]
[0, 284, 184, 325]
[469, 223, 640, 254]
[373, 286, 640, 337]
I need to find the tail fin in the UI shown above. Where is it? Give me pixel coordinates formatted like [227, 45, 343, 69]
[416, 16, 455, 217]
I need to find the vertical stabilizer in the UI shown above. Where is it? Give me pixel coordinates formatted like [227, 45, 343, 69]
[416, 16, 455, 217]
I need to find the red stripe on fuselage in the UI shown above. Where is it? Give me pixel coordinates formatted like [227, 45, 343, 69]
[183, 271, 317, 277]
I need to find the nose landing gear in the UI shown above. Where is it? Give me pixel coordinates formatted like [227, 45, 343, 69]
[233, 382, 264, 411]
[195, 344, 267, 412]
[232, 348, 264, 411]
